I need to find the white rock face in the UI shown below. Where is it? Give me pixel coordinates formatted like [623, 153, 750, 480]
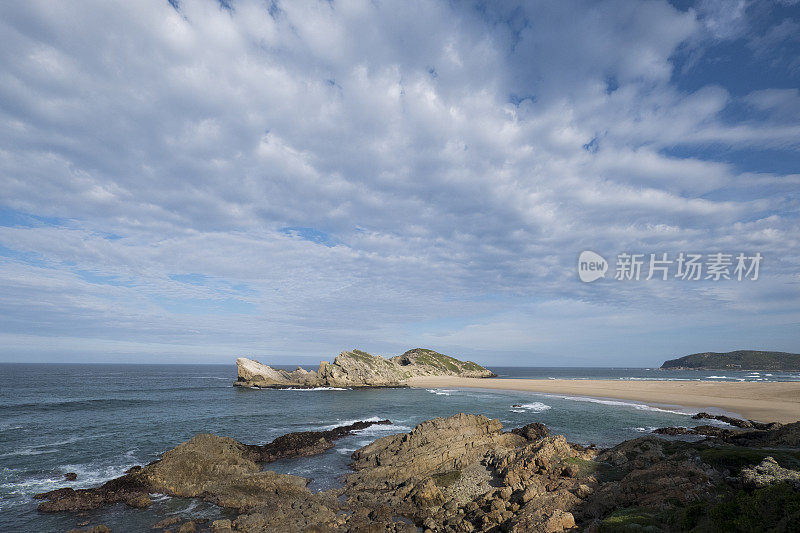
[235, 357, 291, 385]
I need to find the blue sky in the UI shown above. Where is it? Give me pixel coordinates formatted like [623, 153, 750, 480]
[0, 0, 798, 366]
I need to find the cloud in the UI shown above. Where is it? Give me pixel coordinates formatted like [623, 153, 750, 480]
[0, 0, 798, 364]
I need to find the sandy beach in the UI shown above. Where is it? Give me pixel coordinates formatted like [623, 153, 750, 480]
[406, 376, 800, 423]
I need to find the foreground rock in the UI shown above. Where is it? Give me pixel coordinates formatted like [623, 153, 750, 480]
[35, 420, 390, 514]
[38, 414, 800, 532]
[235, 347, 495, 388]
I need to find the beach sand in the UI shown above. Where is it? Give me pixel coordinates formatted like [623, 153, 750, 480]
[405, 376, 800, 423]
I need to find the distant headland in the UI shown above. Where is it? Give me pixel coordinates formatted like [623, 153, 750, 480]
[234, 347, 496, 388]
[661, 350, 800, 371]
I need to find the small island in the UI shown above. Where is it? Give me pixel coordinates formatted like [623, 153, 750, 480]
[661, 350, 800, 371]
[235, 347, 496, 388]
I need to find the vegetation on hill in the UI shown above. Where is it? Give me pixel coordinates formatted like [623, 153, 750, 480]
[660, 350, 800, 371]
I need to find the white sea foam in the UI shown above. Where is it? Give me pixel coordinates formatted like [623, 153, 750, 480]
[629, 426, 660, 433]
[319, 416, 386, 430]
[541, 394, 691, 415]
[509, 409, 525, 413]
[514, 402, 552, 413]
[706, 376, 728, 379]
[352, 423, 410, 436]
[337, 447, 358, 455]
[283, 387, 348, 391]
[426, 389, 455, 396]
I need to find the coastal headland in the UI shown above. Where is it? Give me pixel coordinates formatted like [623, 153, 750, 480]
[406, 376, 800, 424]
[234, 347, 495, 388]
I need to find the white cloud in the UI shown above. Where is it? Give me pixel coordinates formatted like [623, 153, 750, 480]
[0, 0, 797, 364]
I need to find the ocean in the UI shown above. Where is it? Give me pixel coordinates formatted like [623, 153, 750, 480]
[1, 364, 797, 532]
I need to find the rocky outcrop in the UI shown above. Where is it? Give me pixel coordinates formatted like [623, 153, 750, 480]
[35, 413, 800, 532]
[692, 411, 783, 430]
[35, 419, 390, 514]
[343, 413, 596, 532]
[248, 419, 392, 463]
[234, 348, 495, 388]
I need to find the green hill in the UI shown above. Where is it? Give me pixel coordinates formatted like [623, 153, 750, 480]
[661, 350, 800, 371]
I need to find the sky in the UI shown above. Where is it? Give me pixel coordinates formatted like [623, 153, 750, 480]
[0, 0, 798, 366]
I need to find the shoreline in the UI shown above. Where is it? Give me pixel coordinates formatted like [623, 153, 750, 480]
[405, 376, 800, 423]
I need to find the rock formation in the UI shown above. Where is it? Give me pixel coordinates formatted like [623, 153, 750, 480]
[35, 420, 390, 513]
[234, 347, 495, 388]
[37, 414, 800, 532]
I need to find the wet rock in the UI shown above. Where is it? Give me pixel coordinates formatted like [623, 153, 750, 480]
[691, 412, 782, 431]
[692, 411, 756, 428]
[251, 419, 392, 463]
[64, 472, 78, 481]
[35, 473, 152, 513]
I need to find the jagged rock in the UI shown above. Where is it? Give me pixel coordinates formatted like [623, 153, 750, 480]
[584, 437, 721, 519]
[345, 414, 590, 531]
[38, 412, 796, 532]
[64, 472, 78, 481]
[234, 348, 494, 388]
[510, 492, 579, 532]
[741, 457, 800, 488]
[348, 414, 519, 490]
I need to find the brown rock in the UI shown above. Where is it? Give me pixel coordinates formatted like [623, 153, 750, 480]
[67, 525, 111, 533]
[511, 422, 550, 441]
[176, 522, 196, 533]
[152, 516, 182, 529]
[209, 519, 232, 532]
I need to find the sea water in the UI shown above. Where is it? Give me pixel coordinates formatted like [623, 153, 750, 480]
[1, 364, 796, 532]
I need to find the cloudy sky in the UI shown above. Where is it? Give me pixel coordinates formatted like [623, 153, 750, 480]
[0, 0, 798, 366]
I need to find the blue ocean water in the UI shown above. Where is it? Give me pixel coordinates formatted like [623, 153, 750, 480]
[0, 364, 796, 532]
